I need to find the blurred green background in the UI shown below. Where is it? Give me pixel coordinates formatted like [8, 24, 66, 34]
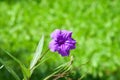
[0, 0, 120, 80]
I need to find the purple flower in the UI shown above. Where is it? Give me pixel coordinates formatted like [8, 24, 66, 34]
[49, 29, 76, 56]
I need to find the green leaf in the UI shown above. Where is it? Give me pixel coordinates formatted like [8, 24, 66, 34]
[0, 48, 30, 80]
[0, 58, 20, 80]
[43, 67, 62, 80]
[0, 65, 4, 69]
[44, 63, 71, 80]
[54, 63, 68, 71]
[31, 57, 48, 74]
[30, 35, 44, 73]
[44, 56, 74, 80]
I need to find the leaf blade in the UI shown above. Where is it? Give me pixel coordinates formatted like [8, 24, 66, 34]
[0, 48, 30, 79]
[0, 65, 4, 69]
[0, 59, 20, 80]
[30, 35, 44, 71]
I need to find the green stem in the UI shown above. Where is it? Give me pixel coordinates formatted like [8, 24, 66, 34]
[23, 76, 30, 80]
[29, 48, 50, 80]
[39, 48, 50, 60]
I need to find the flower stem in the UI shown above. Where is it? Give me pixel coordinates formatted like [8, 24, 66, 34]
[39, 48, 50, 60]
[29, 48, 50, 80]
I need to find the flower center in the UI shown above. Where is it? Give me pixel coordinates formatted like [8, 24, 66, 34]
[57, 35, 66, 46]
[58, 39, 65, 46]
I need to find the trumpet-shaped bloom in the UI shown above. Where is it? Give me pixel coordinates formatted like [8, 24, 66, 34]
[49, 29, 76, 56]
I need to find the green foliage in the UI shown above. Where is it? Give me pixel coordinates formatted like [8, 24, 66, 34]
[0, 48, 30, 80]
[30, 35, 44, 74]
[44, 56, 73, 80]
[0, 35, 45, 80]
[0, 0, 120, 80]
[0, 59, 20, 80]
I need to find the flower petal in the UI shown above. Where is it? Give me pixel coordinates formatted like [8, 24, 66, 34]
[61, 30, 72, 39]
[49, 40, 58, 52]
[65, 38, 76, 49]
[51, 29, 61, 39]
[58, 44, 70, 56]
